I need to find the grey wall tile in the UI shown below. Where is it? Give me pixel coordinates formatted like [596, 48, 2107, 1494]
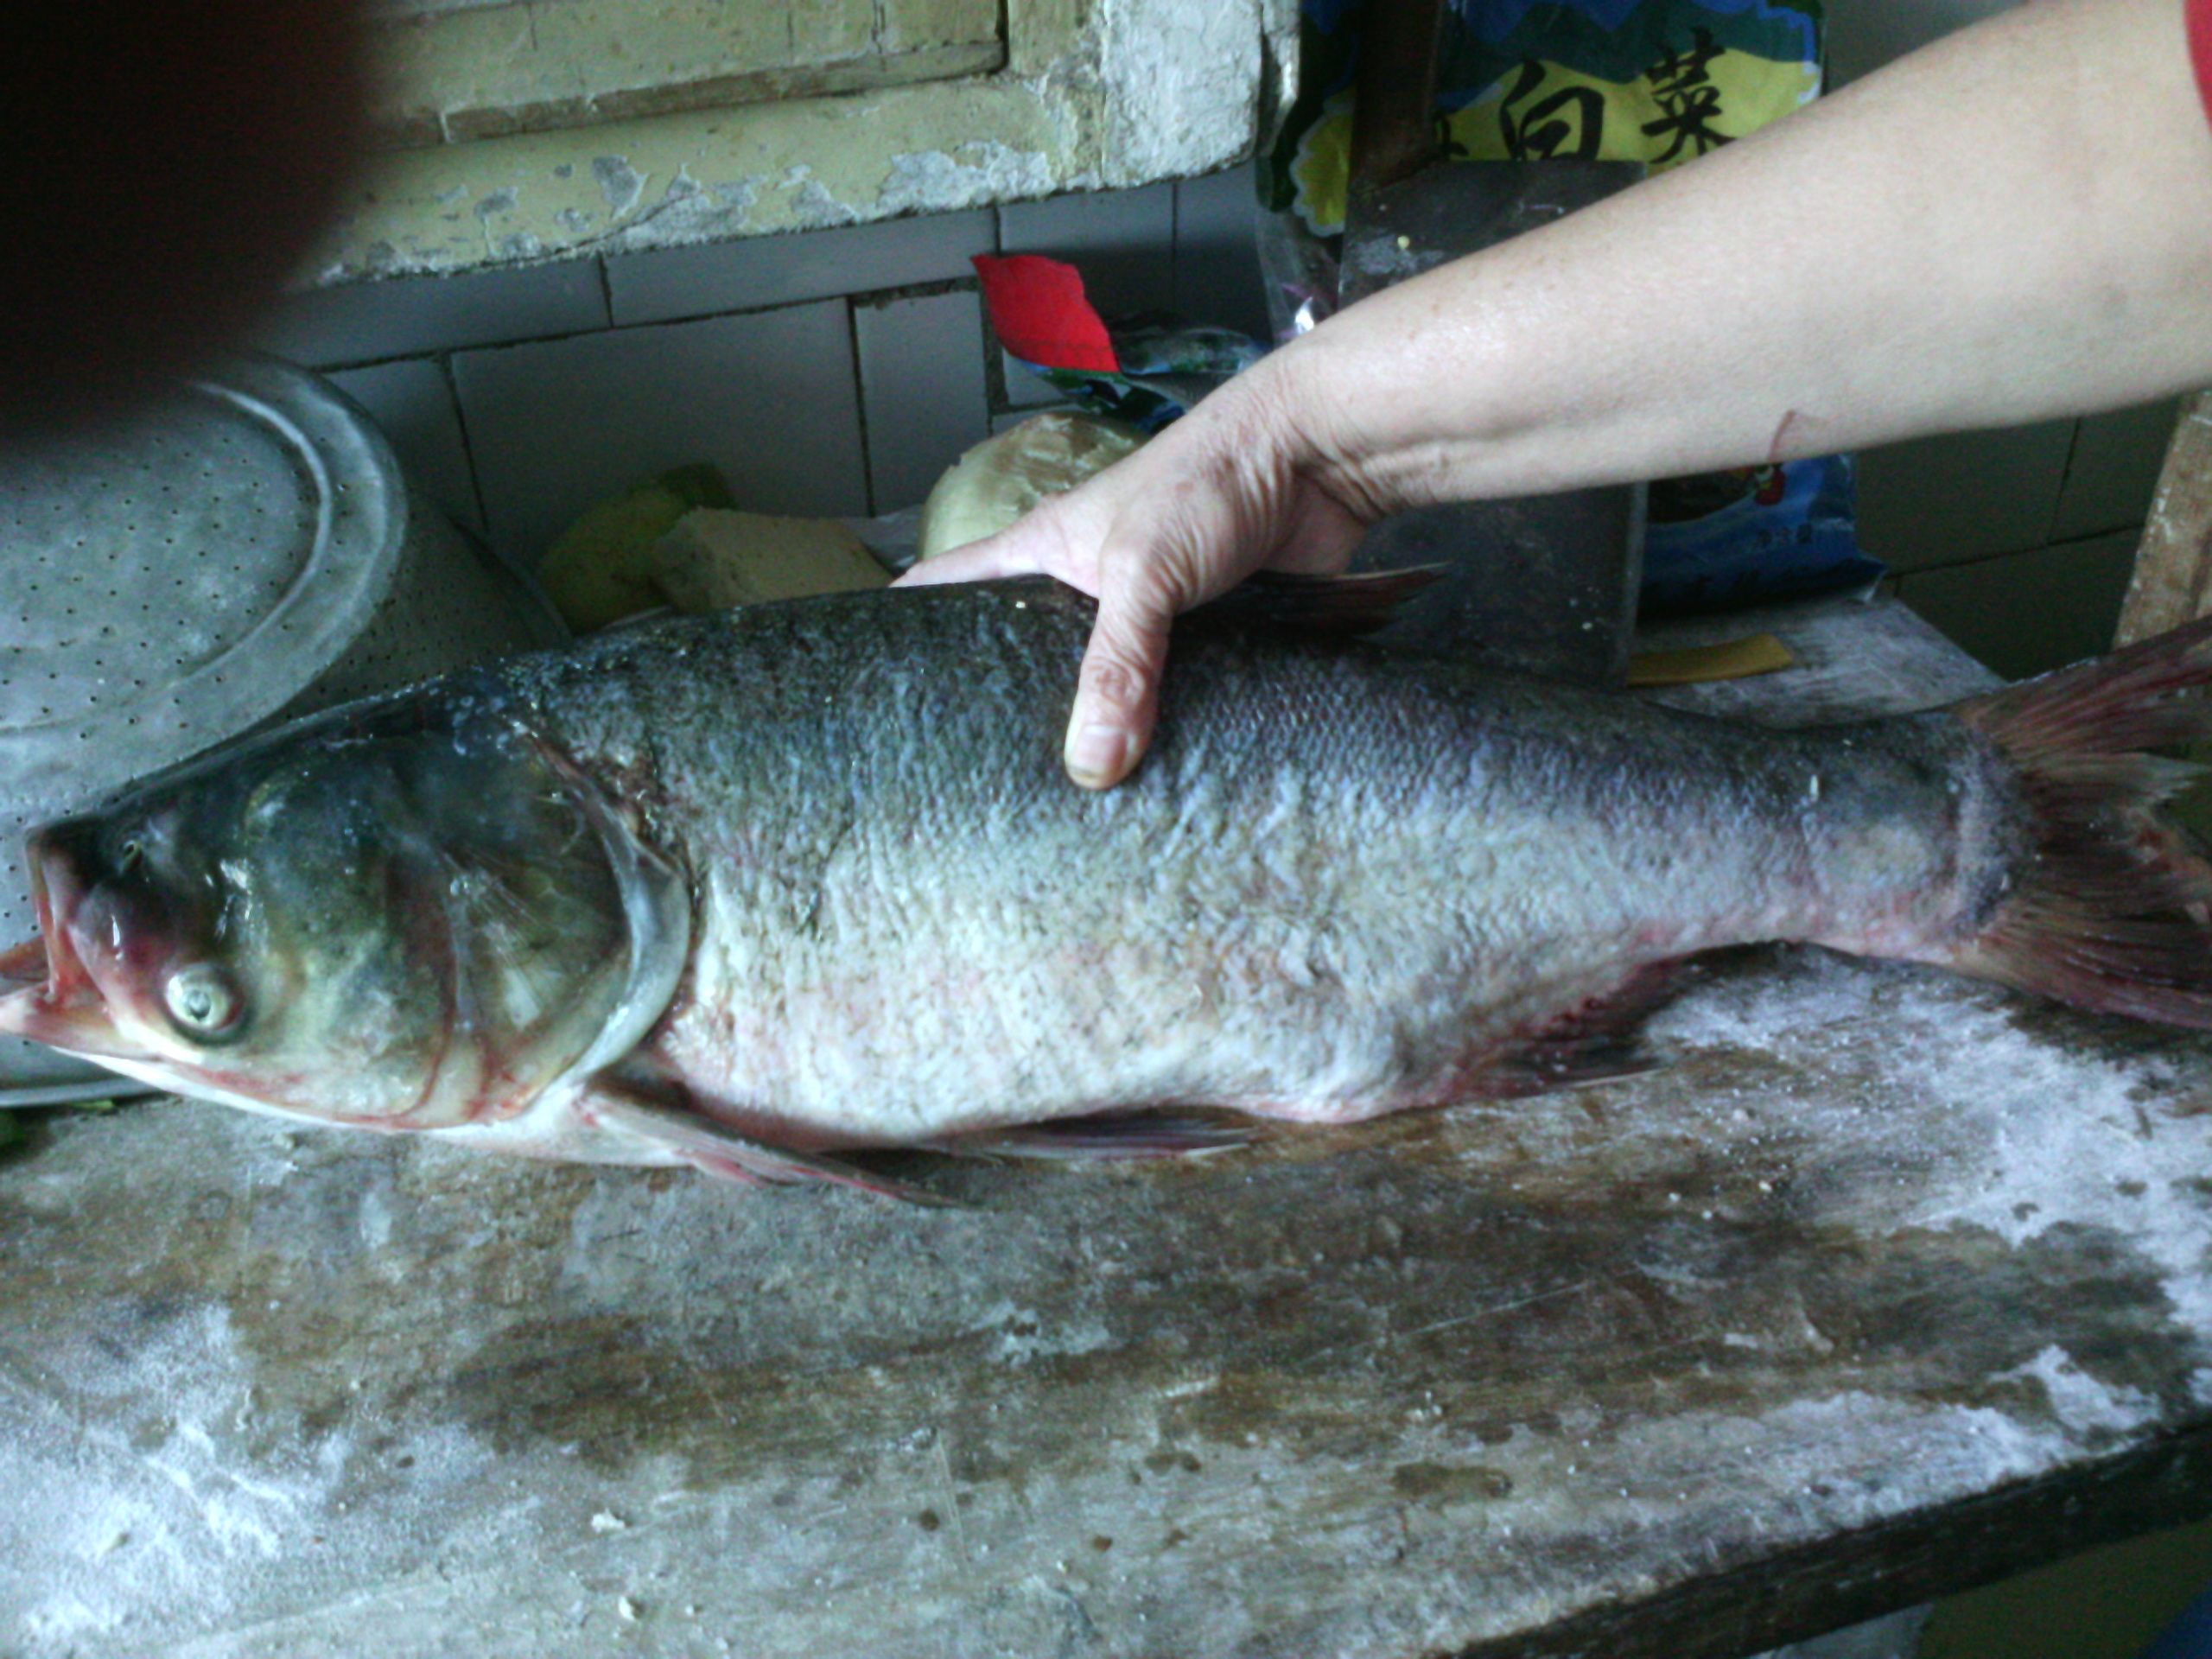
[1174, 164, 1272, 343]
[2053, 398, 2177, 542]
[256, 260, 610, 369]
[855, 289, 990, 512]
[1853, 418, 2075, 574]
[452, 301, 866, 567]
[326, 358, 485, 536]
[1896, 529, 2137, 680]
[604, 210, 997, 327]
[999, 182, 1177, 320]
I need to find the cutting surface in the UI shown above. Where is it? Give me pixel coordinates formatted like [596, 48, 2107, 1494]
[2, 595, 2208, 1659]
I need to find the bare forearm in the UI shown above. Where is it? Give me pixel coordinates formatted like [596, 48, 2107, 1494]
[900, 0, 2212, 790]
[1287, 0, 2212, 512]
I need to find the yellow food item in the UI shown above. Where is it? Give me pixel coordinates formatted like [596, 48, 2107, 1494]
[918, 412, 1147, 560]
[647, 509, 892, 613]
[1626, 634, 1796, 688]
[535, 464, 734, 632]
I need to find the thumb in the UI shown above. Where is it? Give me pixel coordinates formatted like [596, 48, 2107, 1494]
[1064, 576, 1175, 790]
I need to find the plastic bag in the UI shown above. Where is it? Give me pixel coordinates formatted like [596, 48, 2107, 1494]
[973, 254, 1268, 429]
[1259, 0, 1873, 610]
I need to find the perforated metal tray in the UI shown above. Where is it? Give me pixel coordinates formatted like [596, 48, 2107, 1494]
[0, 355, 561, 1104]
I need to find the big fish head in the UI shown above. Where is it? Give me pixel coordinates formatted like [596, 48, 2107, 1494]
[0, 690, 688, 1130]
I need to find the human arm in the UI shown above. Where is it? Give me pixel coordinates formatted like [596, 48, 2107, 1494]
[900, 0, 2212, 786]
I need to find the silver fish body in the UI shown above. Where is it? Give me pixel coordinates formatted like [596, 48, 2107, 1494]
[512, 585, 1986, 1144]
[6, 579, 2209, 1183]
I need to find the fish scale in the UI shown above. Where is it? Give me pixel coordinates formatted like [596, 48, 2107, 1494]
[6, 577, 2212, 1198]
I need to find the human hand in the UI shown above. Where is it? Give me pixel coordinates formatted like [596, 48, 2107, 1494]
[925, 0, 2212, 799]
[895, 358, 1388, 788]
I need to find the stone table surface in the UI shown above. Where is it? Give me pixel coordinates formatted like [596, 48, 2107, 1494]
[3, 595, 2209, 1659]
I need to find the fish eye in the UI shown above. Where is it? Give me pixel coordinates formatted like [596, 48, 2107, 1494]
[163, 963, 245, 1043]
[116, 838, 143, 873]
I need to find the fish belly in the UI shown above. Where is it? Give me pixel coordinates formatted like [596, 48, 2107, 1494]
[640, 736, 1866, 1148]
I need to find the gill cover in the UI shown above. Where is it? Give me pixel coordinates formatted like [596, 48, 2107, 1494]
[0, 680, 689, 1128]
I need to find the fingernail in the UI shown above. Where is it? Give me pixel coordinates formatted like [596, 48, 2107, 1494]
[1065, 721, 1129, 788]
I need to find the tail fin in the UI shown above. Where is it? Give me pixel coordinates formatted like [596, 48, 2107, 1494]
[1943, 613, 2212, 1028]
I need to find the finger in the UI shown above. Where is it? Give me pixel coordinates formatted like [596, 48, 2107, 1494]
[892, 531, 1038, 588]
[1064, 577, 1174, 790]
[895, 471, 1128, 591]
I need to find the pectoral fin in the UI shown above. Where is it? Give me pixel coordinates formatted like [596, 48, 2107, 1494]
[933, 1109, 1254, 1161]
[583, 1084, 963, 1208]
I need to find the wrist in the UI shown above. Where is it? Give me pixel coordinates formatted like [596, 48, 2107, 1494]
[1255, 320, 1449, 523]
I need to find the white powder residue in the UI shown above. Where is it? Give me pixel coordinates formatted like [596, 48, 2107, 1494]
[1893, 1011, 2211, 1325]
[1999, 1346, 2160, 1438]
[1703, 1389, 2069, 1518]
[0, 1287, 499, 1655]
[1648, 953, 2212, 1411]
[2, 1302, 335, 1646]
[968, 1301, 1117, 1366]
[1659, 957, 2212, 1300]
[1352, 1385, 2078, 1581]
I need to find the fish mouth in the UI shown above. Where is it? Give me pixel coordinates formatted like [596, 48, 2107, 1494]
[0, 847, 152, 1062]
[0, 956, 145, 1060]
[0, 935, 43, 991]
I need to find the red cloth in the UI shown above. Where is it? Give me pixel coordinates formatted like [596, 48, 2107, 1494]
[970, 254, 1119, 373]
[2190, 0, 2212, 125]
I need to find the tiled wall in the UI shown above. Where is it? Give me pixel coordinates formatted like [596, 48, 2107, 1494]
[1870, 410, 2172, 680]
[1823, 0, 2168, 679]
[259, 149, 2176, 687]
[250, 170, 1268, 572]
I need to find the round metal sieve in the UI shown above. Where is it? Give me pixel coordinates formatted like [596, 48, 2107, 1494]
[0, 355, 558, 1103]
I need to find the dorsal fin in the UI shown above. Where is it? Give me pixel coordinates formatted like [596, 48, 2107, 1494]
[967, 570, 1444, 642]
[1177, 568, 1446, 642]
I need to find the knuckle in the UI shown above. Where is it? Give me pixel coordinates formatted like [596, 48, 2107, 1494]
[1081, 652, 1144, 712]
[1099, 542, 1201, 624]
[1096, 531, 1173, 588]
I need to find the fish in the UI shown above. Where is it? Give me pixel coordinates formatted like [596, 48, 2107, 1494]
[6, 575, 2212, 1199]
